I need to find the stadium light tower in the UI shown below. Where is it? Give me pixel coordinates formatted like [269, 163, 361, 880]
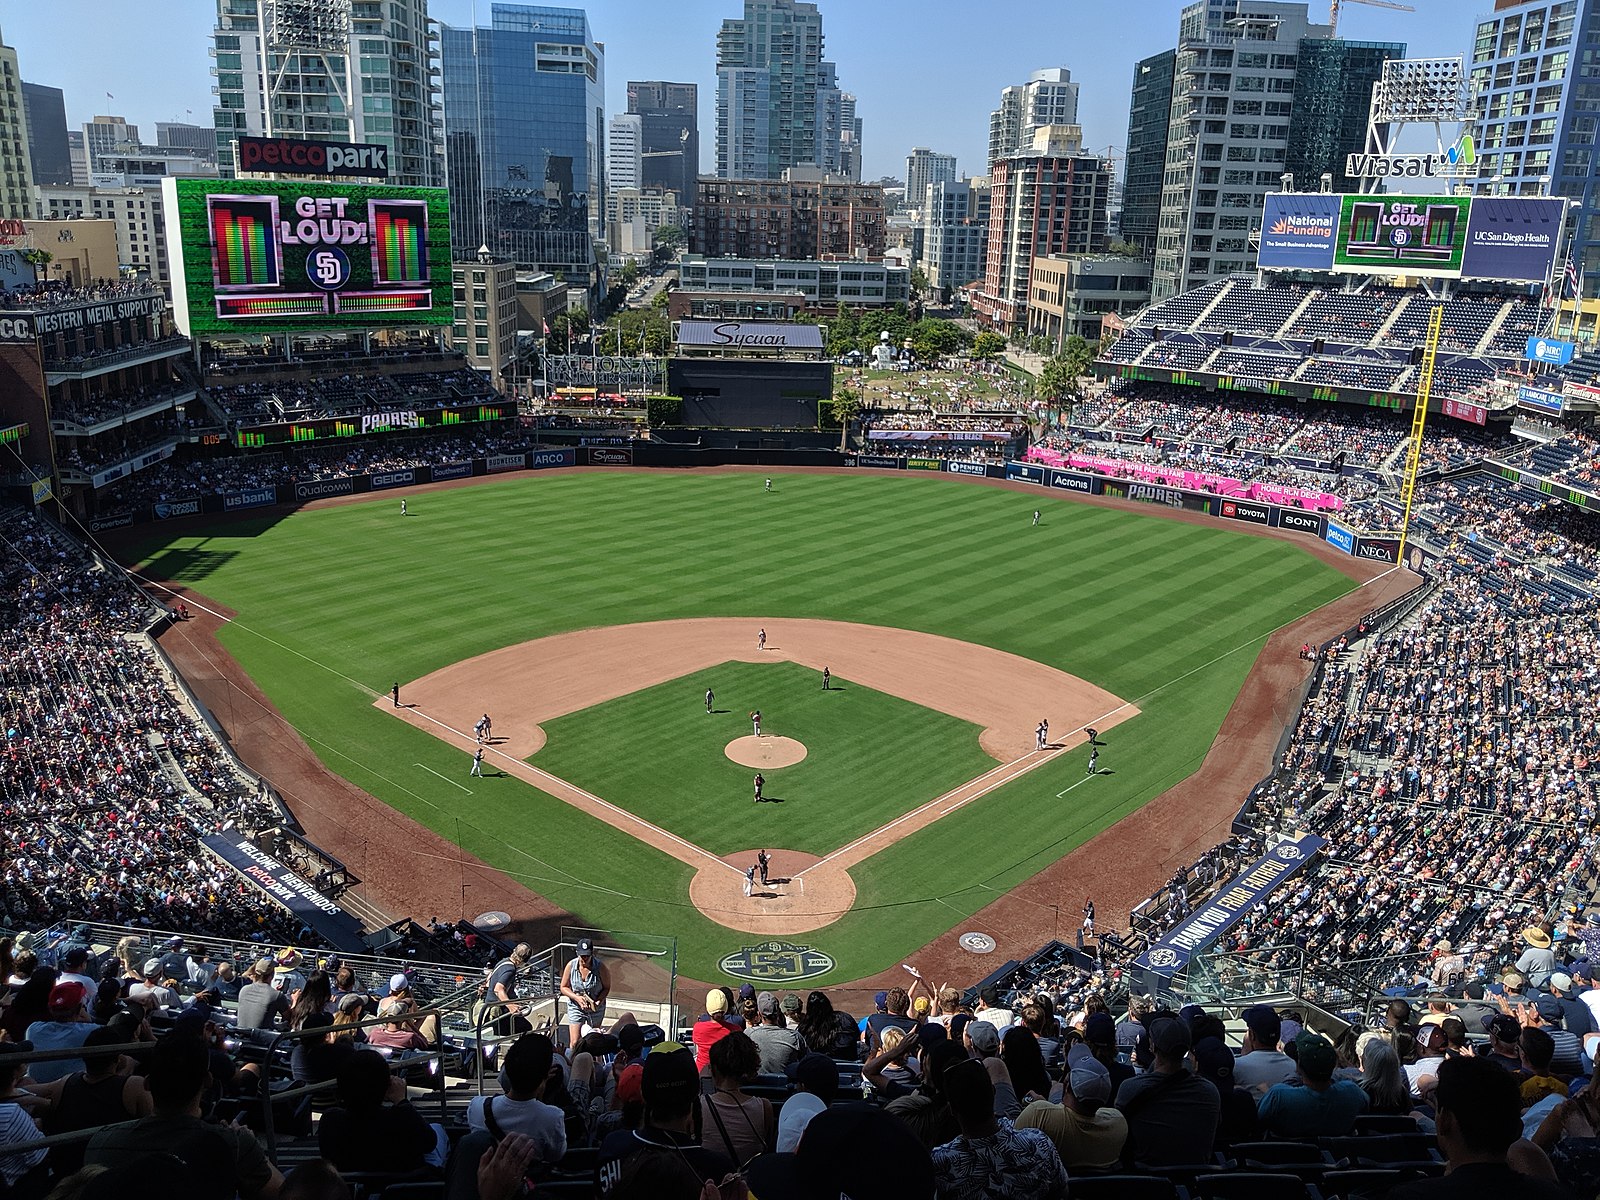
[1359, 58, 1480, 195]
[261, 0, 354, 142]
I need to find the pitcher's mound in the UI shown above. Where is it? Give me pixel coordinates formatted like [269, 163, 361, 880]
[725, 735, 807, 768]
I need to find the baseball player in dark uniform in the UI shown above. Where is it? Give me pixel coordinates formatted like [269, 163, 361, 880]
[821, 666, 830, 690]
[706, 688, 715, 714]
[758, 849, 771, 886]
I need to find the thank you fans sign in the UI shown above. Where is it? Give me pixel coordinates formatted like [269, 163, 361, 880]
[1134, 835, 1326, 976]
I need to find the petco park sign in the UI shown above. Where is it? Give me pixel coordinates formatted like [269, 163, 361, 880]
[1346, 133, 1478, 181]
[238, 136, 389, 179]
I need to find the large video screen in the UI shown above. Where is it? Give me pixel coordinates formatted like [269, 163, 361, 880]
[1332, 194, 1471, 277]
[164, 178, 453, 336]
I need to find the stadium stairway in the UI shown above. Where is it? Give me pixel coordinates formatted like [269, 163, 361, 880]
[1273, 290, 1319, 341]
[1371, 296, 1411, 348]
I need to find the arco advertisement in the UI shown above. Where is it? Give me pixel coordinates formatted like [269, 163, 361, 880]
[163, 178, 453, 336]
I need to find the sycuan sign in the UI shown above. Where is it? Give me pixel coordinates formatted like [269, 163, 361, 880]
[675, 320, 825, 351]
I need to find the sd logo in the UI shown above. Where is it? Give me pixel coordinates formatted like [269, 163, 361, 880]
[309, 247, 351, 290]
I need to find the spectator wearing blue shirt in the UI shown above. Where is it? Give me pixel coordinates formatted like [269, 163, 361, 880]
[1257, 1032, 1368, 1139]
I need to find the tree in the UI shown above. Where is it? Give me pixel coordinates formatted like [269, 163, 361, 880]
[646, 394, 682, 426]
[972, 332, 1006, 360]
[1037, 355, 1076, 402]
[910, 266, 929, 294]
[822, 386, 861, 449]
[654, 224, 685, 251]
[620, 259, 641, 288]
[1107, 238, 1145, 258]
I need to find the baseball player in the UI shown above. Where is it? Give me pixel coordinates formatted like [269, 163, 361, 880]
[391, 683, 399, 708]
[400, 499, 408, 516]
[758, 849, 771, 886]
[1041, 718, 1049, 747]
[743, 863, 757, 897]
[475, 714, 489, 743]
[757, 628, 767, 652]
[1032, 510, 1040, 526]
[821, 666, 830, 690]
[753, 773, 765, 803]
[1082, 898, 1096, 935]
[471, 747, 484, 778]
[751, 710, 762, 737]
[483, 714, 493, 741]
[1086, 748, 1099, 775]
[1035, 722, 1046, 751]
[1085, 726, 1097, 745]
[706, 688, 715, 714]
[765, 478, 772, 492]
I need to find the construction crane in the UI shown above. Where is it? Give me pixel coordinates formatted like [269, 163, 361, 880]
[1330, 0, 1413, 37]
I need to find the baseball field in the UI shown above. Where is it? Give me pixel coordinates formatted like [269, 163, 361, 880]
[126, 469, 1360, 983]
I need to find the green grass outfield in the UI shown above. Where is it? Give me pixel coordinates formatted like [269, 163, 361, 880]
[534, 660, 995, 857]
[127, 470, 1357, 982]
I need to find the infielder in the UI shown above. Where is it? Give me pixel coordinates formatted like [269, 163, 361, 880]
[753, 773, 765, 803]
[757, 628, 767, 652]
[821, 667, 830, 690]
[1086, 748, 1099, 775]
[471, 747, 485, 777]
[706, 688, 715, 714]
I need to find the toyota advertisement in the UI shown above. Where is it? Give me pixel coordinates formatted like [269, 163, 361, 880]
[163, 178, 453, 336]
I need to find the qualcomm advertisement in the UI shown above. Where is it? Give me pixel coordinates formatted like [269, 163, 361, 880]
[1259, 193, 1564, 284]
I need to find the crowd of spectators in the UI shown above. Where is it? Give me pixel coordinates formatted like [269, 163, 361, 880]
[206, 367, 494, 428]
[94, 429, 542, 513]
[50, 383, 194, 430]
[0, 508, 301, 946]
[0, 280, 162, 312]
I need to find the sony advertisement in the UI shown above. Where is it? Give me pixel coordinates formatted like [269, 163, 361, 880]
[163, 178, 453, 336]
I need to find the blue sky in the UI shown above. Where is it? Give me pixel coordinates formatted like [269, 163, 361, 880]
[9, 0, 1476, 181]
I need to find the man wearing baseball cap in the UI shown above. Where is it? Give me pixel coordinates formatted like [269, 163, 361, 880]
[1257, 1031, 1368, 1138]
[1114, 1016, 1220, 1167]
[1232, 1004, 1295, 1093]
[25, 982, 95, 1082]
[596, 1042, 735, 1197]
[748, 990, 805, 1074]
[1016, 1043, 1128, 1169]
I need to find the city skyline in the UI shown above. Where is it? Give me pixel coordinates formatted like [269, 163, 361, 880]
[9, 0, 1469, 185]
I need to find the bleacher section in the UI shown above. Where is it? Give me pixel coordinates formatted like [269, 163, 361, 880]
[201, 357, 495, 430]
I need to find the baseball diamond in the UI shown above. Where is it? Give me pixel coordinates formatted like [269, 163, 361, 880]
[125, 468, 1402, 984]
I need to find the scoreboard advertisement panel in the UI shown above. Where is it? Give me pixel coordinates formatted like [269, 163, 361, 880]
[1332, 194, 1472, 277]
[163, 178, 452, 336]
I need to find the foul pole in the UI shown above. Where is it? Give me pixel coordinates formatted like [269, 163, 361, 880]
[1396, 303, 1443, 562]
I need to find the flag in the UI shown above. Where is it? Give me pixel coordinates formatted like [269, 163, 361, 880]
[1566, 258, 1582, 299]
[105, 92, 114, 100]
[1540, 278, 1554, 309]
[542, 319, 551, 337]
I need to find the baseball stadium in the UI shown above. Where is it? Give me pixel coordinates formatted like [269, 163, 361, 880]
[3, 168, 1600, 1194]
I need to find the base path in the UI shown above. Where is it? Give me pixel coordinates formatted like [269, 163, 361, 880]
[382, 617, 1137, 934]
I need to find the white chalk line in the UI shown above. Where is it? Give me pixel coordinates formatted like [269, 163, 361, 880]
[415, 762, 474, 794]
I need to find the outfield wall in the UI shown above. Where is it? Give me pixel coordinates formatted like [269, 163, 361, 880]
[87, 444, 1403, 565]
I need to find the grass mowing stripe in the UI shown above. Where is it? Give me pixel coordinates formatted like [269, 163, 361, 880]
[127, 472, 1354, 979]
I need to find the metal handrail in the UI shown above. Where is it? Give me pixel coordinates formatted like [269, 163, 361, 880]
[260, 1006, 449, 1162]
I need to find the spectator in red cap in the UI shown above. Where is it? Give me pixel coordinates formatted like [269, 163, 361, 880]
[25, 981, 94, 1083]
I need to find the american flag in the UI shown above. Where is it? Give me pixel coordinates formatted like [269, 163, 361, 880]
[1566, 258, 1583, 299]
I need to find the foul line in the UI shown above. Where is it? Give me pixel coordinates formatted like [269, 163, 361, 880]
[415, 762, 473, 794]
[1055, 773, 1099, 799]
[397, 705, 727, 872]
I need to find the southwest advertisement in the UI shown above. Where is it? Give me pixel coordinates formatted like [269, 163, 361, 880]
[163, 178, 453, 336]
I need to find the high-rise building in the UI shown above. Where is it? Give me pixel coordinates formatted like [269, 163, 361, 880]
[1469, 1, 1593, 289]
[691, 170, 886, 259]
[38, 184, 171, 287]
[1150, 0, 1392, 301]
[210, 0, 441, 187]
[921, 177, 990, 297]
[1119, 50, 1175, 255]
[21, 82, 71, 188]
[904, 148, 958, 212]
[987, 68, 1080, 173]
[439, 4, 605, 286]
[0, 27, 35, 219]
[156, 122, 220, 162]
[66, 131, 88, 186]
[609, 113, 643, 193]
[972, 126, 1112, 331]
[628, 81, 699, 203]
[83, 116, 140, 170]
[716, 0, 855, 180]
[1286, 39, 1404, 194]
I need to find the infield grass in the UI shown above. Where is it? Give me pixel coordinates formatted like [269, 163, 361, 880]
[126, 470, 1357, 981]
[533, 660, 993, 857]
